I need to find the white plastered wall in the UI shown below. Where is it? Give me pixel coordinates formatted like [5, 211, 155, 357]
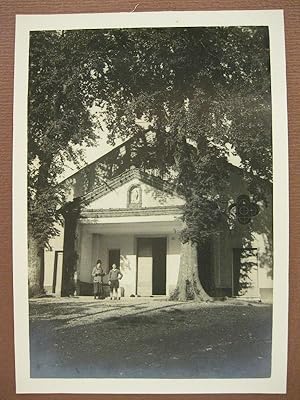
[252, 232, 273, 289]
[86, 177, 185, 210]
[166, 234, 181, 296]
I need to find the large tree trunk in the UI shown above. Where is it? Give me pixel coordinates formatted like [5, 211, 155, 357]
[28, 227, 44, 297]
[61, 200, 80, 297]
[169, 241, 212, 302]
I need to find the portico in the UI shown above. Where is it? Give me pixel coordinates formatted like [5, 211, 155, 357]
[76, 209, 184, 297]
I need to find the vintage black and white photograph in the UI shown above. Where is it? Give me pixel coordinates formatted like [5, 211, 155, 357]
[13, 11, 288, 394]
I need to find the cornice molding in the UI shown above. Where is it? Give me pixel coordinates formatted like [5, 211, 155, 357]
[80, 205, 184, 219]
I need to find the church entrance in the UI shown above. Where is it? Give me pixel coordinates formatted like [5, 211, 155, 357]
[136, 237, 167, 296]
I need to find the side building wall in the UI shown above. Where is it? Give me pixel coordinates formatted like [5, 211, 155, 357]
[207, 200, 273, 302]
[215, 168, 273, 302]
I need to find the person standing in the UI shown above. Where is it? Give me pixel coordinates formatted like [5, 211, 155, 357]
[91, 259, 105, 299]
[108, 263, 123, 300]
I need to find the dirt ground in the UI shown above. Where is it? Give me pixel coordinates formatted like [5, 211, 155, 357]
[29, 297, 272, 379]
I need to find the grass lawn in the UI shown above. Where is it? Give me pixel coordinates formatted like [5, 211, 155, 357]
[29, 297, 272, 378]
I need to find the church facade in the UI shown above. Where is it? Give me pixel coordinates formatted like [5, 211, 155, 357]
[43, 140, 273, 302]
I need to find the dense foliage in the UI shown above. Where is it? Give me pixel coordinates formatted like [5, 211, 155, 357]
[28, 26, 271, 271]
[96, 27, 272, 244]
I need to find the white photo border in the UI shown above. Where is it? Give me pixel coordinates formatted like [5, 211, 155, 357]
[13, 10, 289, 394]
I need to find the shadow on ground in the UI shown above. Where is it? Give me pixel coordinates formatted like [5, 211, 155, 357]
[29, 298, 272, 379]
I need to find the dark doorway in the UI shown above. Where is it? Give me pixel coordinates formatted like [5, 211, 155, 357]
[137, 237, 167, 296]
[108, 249, 120, 270]
[152, 238, 167, 295]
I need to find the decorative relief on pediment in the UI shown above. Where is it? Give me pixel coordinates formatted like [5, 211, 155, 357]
[127, 184, 142, 208]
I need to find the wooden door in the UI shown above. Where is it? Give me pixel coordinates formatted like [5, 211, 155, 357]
[152, 238, 167, 295]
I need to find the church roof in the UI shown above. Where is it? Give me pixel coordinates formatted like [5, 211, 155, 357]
[61, 137, 135, 185]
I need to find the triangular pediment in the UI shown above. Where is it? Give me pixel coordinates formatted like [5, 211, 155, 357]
[83, 168, 185, 210]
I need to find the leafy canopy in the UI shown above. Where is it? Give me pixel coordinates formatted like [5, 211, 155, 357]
[28, 26, 271, 247]
[95, 27, 272, 243]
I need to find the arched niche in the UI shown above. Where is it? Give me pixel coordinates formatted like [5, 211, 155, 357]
[127, 184, 142, 208]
